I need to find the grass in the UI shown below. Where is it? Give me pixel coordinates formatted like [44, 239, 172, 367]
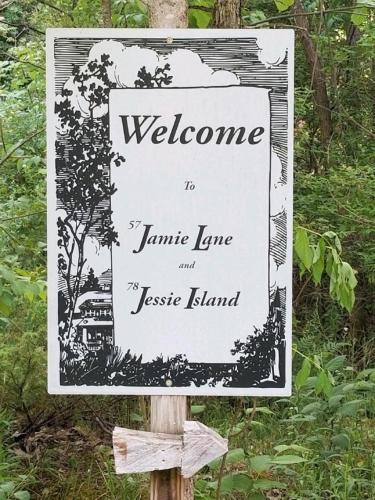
[0, 380, 374, 499]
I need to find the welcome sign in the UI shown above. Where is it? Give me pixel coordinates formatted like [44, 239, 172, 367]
[47, 29, 294, 395]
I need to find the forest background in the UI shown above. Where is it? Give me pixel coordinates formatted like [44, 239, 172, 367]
[0, 0, 374, 499]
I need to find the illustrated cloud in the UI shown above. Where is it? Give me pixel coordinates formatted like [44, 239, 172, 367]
[57, 40, 239, 123]
[256, 30, 289, 68]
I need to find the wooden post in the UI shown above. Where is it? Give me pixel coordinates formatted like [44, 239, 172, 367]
[143, 2, 191, 498]
[150, 396, 193, 500]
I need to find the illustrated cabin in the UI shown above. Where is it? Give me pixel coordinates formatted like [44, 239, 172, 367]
[73, 275, 114, 351]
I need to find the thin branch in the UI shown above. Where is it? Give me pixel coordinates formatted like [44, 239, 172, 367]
[0, 0, 17, 12]
[0, 129, 44, 168]
[271, 23, 309, 31]
[0, 120, 6, 153]
[328, 187, 375, 227]
[0, 224, 45, 255]
[216, 451, 228, 500]
[0, 225, 23, 246]
[245, 6, 372, 28]
[293, 275, 312, 306]
[36, 0, 74, 20]
[0, 210, 46, 223]
[333, 107, 375, 139]
[229, 398, 257, 439]
[189, 5, 213, 12]
[0, 19, 45, 35]
[81, 398, 113, 435]
[0, 50, 45, 70]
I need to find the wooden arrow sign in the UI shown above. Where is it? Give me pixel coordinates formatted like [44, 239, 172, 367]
[113, 421, 228, 478]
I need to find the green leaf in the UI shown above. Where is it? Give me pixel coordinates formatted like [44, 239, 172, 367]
[357, 368, 375, 380]
[336, 400, 364, 417]
[250, 420, 265, 428]
[226, 448, 246, 464]
[315, 370, 332, 396]
[304, 376, 318, 389]
[323, 230, 337, 240]
[274, 444, 310, 454]
[326, 355, 346, 371]
[352, 380, 375, 391]
[249, 455, 272, 473]
[253, 479, 286, 490]
[0, 482, 15, 494]
[271, 455, 307, 465]
[301, 401, 323, 415]
[14, 492, 31, 500]
[231, 421, 245, 434]
[338, 284, 355, 313]
[331, 248, 340, 265]
[295, 358, 311, 390]
[252, 406, 274, 415]
[332, 433, 350, 450]
[243, 10, 267, 24]
[341, 262, 358, 289]
[274, 0, 294, 12]
[0, 295, 11, 316]
[273, 444, 289, 453]
[191, 404, 206, 415]
[286, 415, 316, 423]
[334, 234, 342, 254]
[295, 227, 313, 270]
[312, 239, 325, 284]
[220, 473, 253, 493]
[351, 6, 368, 26]
[328, 394, 345, 409]
[207, 456, 222, 470]
[188, 8, 212, 28]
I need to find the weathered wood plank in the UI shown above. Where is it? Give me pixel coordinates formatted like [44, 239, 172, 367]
[181, 421, 228, 478]
[113, 427, 182, 474]
[113, 420, 228, 478]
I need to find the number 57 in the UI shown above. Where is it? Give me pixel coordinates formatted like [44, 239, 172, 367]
[128, 220, 142, 229]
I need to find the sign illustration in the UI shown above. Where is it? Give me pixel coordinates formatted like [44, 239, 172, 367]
[47, 29, 294, 395]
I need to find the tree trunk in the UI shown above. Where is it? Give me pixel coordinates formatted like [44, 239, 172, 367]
[214, 0, 241, 28]
[101, 0, 112, 28]
[294, 0, 333, 150]
[145, 0, 188, 28]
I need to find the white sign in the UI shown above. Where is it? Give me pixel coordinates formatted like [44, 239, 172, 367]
[47, 29, 294, 395]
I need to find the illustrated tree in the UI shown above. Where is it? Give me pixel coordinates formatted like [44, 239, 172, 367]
[56, 54, 174, 355]
[80, 267, 99, 294]
[135, 63, 173, 88]
[55, 54, 124, 350]
[230, 287, 285, 386]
